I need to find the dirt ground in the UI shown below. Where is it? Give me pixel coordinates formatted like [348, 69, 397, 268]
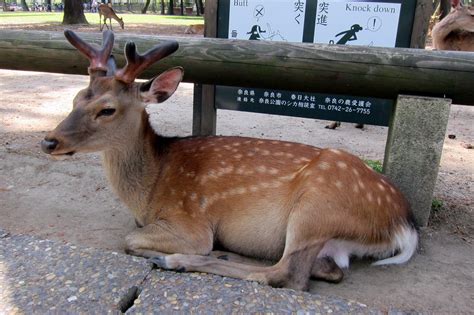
[0, 24, 473, 313]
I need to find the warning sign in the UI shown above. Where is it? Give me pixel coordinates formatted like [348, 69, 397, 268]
[227, 0, 306, 42]
[314, 1, 402, 47]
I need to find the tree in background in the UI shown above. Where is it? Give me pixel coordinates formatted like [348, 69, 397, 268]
[196, 0, 203, 15]
[63, 0, 88, 24]
[20, 0, 29, 11]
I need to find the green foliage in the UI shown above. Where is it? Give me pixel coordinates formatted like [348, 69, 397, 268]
[365, 160, 383, 173]
[431, 198, 443, 212]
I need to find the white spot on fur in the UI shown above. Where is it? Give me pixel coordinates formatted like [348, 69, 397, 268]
[316, 176, 325, 183]
[358, 180, 365, 189]
[284, 143, 293, 147]
[247, 152, 255, 157]
[335, 180, 343, 189]
[190, 192, 198, 201]
[377, 183, 386, 191]
[259, 182, 270, 189]
[261, 150, 270, 156]
[268, 168, 279, 175]
[256, 165, 267, 173]
[318, 162, 330, 170]
[353, 184, 359, 193]
[377, 196, 382, 206]
[234, 154, 243, 159]
[269, 181, 282, 188]
[249, 185, 259, 192]
[280, 174, 296, 181]
[337, 161, 348, 169]
[366, 192, 373, 202]
[329, 149, 342, 155]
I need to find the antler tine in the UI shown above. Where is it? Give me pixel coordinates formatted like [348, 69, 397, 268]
[115, 40, 179, 84]
[64, 30, 115, 76]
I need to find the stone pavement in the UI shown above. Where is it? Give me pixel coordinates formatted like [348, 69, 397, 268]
[0, 229, 405, 314]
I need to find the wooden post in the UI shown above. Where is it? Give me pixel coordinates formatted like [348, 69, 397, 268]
[192, 0, 218, 136]
[410, 0, 434, 48]
[383, 95, 451, 226]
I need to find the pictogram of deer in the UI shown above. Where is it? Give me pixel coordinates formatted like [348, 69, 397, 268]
[41, 30, 418, 291]
[98, 3, 124, 31]
[432, 0, 474, 51]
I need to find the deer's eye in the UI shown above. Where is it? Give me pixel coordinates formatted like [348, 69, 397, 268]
[96, 108, 116, 118]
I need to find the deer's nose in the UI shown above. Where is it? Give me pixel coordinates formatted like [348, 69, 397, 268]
[41, 138, 59, 154]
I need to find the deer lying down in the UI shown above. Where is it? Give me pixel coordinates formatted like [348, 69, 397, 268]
[432, 0, 474, 51]
[41, 30, 418, 291]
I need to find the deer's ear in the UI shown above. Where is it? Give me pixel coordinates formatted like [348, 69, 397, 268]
[140, 67, 184, 104]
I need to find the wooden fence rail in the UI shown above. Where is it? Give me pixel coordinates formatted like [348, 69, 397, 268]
[0, 30, 473, 105]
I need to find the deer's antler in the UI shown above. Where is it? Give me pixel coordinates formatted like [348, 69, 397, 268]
[64, 30, 115, 78]
[115, 41, 179, 84]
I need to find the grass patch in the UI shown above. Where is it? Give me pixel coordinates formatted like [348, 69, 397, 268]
[431, 198, 443, 212]
[0, 12, 203, 25]
[365, 160, 383, 173]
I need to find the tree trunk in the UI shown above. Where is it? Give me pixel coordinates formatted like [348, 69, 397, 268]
[141, 0, 151, 13]
[45, 0, 52, 11]
[179, 0, 183, 15]
[20, 0, 29, 11]
[195, 0, 201, 16]
[62, 0, 88, 24]
[198, 0, 203, 14]
[160, 0, 165, 14]
[167, 0, 174, 15]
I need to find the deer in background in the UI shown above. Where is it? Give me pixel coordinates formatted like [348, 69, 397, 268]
[41, 30, 418, 291]
[432, 0, 474, 51]
[98, 3, 124, 31]
[184, 24, 204, 35]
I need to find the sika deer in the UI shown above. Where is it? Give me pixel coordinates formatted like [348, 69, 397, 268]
[41, 30, 418, 291]
[432, 0, 474, 51]
[98, 4, 124, 31]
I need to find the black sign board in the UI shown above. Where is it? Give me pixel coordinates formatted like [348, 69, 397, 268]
[213, 0, 417, 126]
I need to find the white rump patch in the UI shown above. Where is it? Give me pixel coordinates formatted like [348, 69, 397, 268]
[318, 224, 418, 269]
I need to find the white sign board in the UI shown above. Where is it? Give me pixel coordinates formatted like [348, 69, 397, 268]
[228, 0, 306, 42]
[314, 0, 402, 47]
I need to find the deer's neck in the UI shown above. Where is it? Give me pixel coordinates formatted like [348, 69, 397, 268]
[102, 110, 162, 223]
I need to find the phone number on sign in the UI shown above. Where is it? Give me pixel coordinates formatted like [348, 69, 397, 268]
[325, 105, 371, 115]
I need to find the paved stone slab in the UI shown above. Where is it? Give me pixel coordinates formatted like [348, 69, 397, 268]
[0, 229, 150, 313]
[129, 269, 379, 314]
[0, 229, 416, 314]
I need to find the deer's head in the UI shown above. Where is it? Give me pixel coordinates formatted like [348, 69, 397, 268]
[118, 18, 124, 29]
[41, 30, 182, 157]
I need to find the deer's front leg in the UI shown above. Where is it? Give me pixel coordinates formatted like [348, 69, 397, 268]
[125, 217, 213, 258]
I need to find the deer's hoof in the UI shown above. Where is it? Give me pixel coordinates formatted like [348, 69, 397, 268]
[148, 256, 186, 272]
